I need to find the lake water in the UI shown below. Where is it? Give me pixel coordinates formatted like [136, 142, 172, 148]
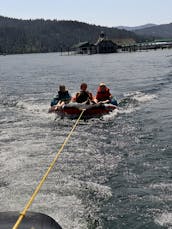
[0, 50, 172, 229]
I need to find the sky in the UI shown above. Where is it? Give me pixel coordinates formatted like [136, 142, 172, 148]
[0, 0, 172, 27]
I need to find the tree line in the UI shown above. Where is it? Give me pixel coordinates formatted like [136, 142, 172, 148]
[0, 15, 144, 54]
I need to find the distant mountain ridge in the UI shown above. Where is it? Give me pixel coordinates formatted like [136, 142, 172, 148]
[116, 24, 157, 31]
[133, 23, 172, 39]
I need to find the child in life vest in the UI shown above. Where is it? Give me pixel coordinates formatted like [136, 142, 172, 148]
[75, 83, 94, 104]
[95, 82, 112, 103]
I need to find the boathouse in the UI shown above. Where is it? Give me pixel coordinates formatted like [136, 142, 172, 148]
[72, 31, 118, 54]
[95, 31, 118, 53]
[72, 41, 96, 54]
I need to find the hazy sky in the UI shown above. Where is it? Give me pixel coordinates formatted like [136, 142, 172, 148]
[0, 0, 171, 27]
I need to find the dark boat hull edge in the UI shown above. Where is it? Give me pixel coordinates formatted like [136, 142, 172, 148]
[0, 211, 62, 229]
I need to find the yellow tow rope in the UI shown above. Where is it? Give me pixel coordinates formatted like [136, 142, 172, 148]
[12, 109, 85, 229]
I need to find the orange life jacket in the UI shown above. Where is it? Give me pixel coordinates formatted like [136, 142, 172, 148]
[96, 87, 111, 101]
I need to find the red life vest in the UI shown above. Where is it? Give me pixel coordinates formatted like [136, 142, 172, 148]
[96, 87, 111, 101]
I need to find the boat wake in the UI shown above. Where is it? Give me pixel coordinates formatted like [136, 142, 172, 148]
[122, 91, 157, 104]
[97, 91, 157, 123]
[118, 91, 157, 113]
[155, 212, 172, 228]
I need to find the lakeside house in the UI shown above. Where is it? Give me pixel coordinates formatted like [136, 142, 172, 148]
[72, 31, 118, 54]
[72, 41, 96, 54]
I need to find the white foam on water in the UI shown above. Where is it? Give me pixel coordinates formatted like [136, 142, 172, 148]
[42, 180, 112, 228]
[124, 91, 157, 103]
[150, 183, 172, 190]
[47, 195, 87, 229]
[16, 100, 48, 113]
[102, 104, 139, 121]
[154, 212, 172, 228]
[83, 181, 112, 199]
[133, 92, 157, 103]
[117, 91, 158, 116]
[15, 99, 55, 120]
[34, 192, 88, 229]
[102, 108, 119, 121]
[119, 106, 137, 114]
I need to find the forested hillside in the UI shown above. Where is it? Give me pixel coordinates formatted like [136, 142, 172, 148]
[0, 16, 142, 54]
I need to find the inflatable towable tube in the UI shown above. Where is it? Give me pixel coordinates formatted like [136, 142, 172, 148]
[49, 102, 117, 119]
[0, 211, 62, 229]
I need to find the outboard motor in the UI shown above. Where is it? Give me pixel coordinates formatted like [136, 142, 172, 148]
[0, 211, 62, 229]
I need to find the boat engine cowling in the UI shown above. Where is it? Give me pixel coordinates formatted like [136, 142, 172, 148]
[0, 211, 62, 229]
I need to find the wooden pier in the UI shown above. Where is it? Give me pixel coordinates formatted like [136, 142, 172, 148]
[120, 40, 172, 52]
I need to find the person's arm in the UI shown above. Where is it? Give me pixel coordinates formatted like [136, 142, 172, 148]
[89, 92, 93, 100]
[75, 92, 80, 102]
[67, 91, 71, 99]
[96, 92, 100, 101]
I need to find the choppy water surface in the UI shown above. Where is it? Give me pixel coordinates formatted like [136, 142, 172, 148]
[0, 50, 172, 228]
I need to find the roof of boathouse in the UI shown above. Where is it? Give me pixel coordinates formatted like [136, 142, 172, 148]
[72, 41, 91, 48]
